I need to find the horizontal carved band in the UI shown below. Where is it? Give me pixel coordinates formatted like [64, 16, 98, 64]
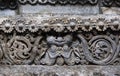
[0, 0, 120, 10]
[18, 0, 98, 5]
[0, 15, 120, 33]
[0, 0, 17, 10]
[18, 0, 120, 7]
[0, 15, 119, 65]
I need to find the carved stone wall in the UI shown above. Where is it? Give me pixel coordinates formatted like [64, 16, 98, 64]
[0, 15, 120, 66]
[0, 0, 120, 76]
[0, 15, 119, 76]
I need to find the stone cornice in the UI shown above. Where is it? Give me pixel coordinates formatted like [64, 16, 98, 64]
[0, 0, 120, 10]
[18, 0, 98, 5]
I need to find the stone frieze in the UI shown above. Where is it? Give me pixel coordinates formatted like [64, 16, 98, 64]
[0, 15, 119, 65]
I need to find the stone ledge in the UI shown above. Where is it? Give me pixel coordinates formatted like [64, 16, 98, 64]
[0, 65, 119, 76]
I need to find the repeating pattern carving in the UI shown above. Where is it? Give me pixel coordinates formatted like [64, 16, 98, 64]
[18, 0, 98, 5]
[0, 0, 18, 10]
[0, 15, 120, 33]
[1, 0, 120, 10]
[18, 0, 120, 7]
[102, 0, 120, 7]
[0, 15, 119, 65]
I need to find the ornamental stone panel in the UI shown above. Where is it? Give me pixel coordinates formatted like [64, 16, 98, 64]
[0, 0, 120, 76]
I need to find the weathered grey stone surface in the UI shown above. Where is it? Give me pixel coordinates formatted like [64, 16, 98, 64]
[101, 7, 120, 14]
[18, 5, 100, 15]
[0, 1, 120, 76]
[0, 10, 17, 17]
[0, 5, 100, 17]
[0, 65, 120, 76]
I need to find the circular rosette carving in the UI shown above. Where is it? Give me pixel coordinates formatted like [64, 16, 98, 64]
[5, 36, 35, 64]
[86, 36, 117, 65]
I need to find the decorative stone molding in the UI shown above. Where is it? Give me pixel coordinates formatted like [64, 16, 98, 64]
[0, 15, 120, 33]
[102, 0, 120, 7]
[18, 0, 98, 5]
[1, 0, 120, 10]
[0, 15, 119, 65]
[0, 0, 18, 10]
[18, 0, 120, 7]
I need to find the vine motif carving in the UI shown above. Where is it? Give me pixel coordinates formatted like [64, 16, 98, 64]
[0, 32, 118, 65]
[0, 16, 119, 65]
[86, 36, 117, 65]
[4, 36, 35, 64]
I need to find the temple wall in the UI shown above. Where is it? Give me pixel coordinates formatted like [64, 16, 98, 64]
[0, 0, 120, 76]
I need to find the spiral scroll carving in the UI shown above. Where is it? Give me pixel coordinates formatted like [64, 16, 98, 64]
[5, 36, 35, 64]
[0, 32, 118, 65]
[84, 36, 117, 65]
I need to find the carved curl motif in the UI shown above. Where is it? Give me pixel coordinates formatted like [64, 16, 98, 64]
[5, 36, 35, 64]
[85, 36, 117, 65]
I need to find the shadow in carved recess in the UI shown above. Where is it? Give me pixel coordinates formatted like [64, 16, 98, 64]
[0, 28, 119, 65]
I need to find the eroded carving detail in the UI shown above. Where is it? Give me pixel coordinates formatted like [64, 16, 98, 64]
[85, 36, 117, 65]
[0, 15, 119, 65]
[5, 36, 35, 64]
[34, 34, 88, 65]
